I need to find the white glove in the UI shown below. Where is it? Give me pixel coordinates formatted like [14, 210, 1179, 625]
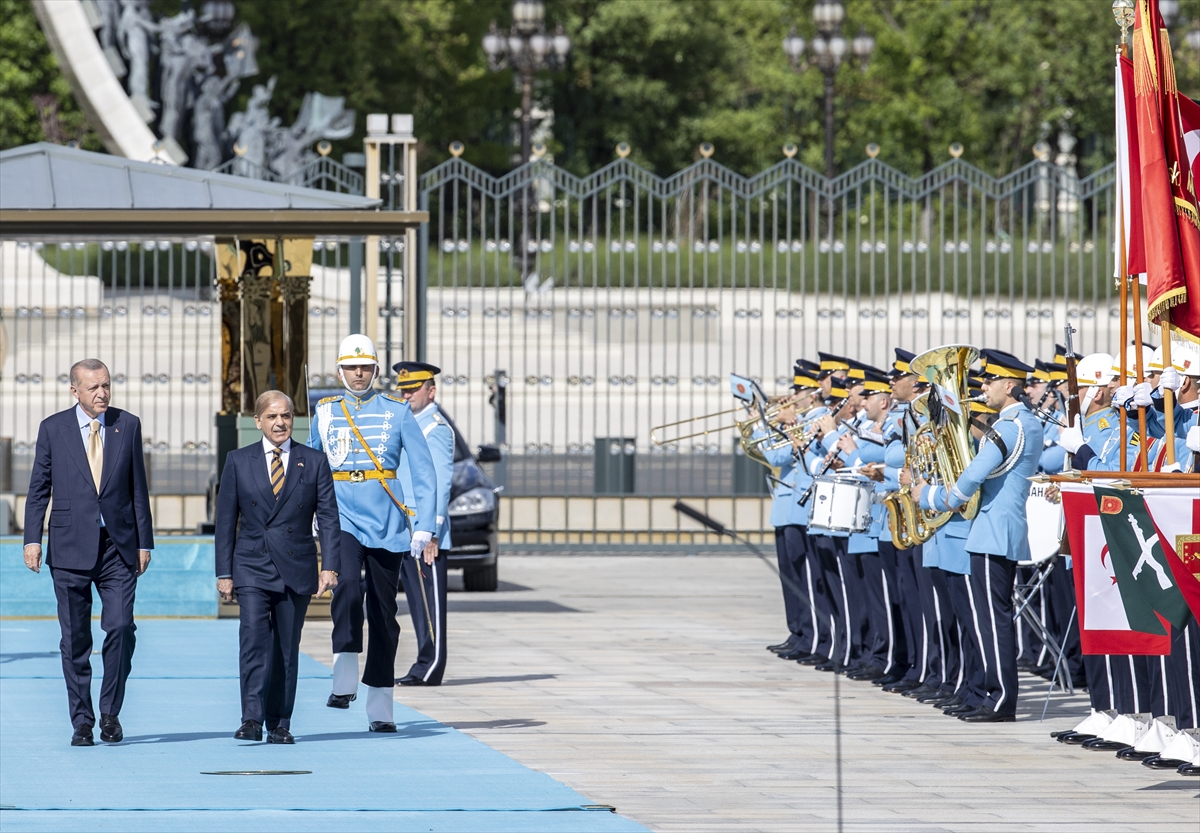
[1131, 382, 1154, 408]
[409, 530, 433, 559]
[1160, 367, 1184, 394]
[1057, 415, 1085, 455]
[1187, 425, 1200, 453]
[810, 457, 824, 475]
[1112, 385, 1134, 409]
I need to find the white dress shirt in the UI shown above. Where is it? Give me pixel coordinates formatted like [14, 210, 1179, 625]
[262, 436, 292, 480]
[76, 404, 105, 526]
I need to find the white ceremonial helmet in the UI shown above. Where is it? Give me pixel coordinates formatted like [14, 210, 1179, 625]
[1111, 344, 1155, 379]
[1076, 352, 1116, 387]
[336, 334, 379, 367]
[1148, 345, 1165, 372]
[1172, 339, 1200, 377]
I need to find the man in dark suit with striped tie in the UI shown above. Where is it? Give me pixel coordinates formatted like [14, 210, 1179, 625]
[215, 391, 341, 744]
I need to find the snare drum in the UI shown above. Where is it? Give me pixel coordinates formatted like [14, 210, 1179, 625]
[1024, 484, 1064, 564]
[808, 475, 874, 534]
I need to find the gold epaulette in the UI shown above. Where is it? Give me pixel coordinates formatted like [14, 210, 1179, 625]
[382, 392, 406, 402]
[317, 394, 342, 404]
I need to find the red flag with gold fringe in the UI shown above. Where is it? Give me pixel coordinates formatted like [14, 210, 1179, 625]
[1134, 0, 1200, 343]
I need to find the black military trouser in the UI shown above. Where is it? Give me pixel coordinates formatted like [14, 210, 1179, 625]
[330, 532, 402, 689]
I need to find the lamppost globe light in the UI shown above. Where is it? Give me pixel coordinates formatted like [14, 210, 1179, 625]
[508, 34, 525, 56]
[813, 0, 845, 36]
[829, 35, 847, 62]
[553, 26, 571, 57]
[1160, 0, 1180, 28]
[811, 37, 828, 57]
[1186, 18, 1200, 52]
[512, 0, 545, 34]
[783, 27, 805, 61]
[852, 26, 875, 59]
[483, 25, 502, 57]
[530, 33, 549, 57]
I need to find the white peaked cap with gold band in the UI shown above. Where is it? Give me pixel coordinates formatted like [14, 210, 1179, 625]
[336, 334, 379, 367]
[1075, 352, 1116, 387]
[1149, 345, 1165, 372]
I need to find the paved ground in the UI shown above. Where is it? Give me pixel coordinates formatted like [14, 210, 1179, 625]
[301, 553, 1200, 833]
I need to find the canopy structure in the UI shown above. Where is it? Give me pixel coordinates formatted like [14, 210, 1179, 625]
[0, 143, 425, 236]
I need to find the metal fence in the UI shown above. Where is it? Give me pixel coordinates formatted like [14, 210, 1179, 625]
[419, 153, 1125, 500]
[1, 153, 1134, 532]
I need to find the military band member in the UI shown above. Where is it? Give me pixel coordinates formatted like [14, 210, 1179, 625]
[309, 335, 438, 731]
[763, 361, 824, 662]
[912, 349, 1043, 723]
[394, 361, 455, 687]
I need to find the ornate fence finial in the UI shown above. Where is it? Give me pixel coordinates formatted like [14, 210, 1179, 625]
[949, 142, 964, 159]
[783, 143, 798, 159]
[449, 141, 465, 158]
[616, 142, 631, 159]
[699, 142, 714, 159]
[866, 142, 880, 159]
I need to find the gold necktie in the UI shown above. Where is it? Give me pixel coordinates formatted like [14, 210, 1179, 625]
[270, 448, 285, 496]
[87, 420, 103, 492]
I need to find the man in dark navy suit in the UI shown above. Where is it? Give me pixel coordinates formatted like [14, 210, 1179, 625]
[215, 390, 341, 744]
[23, 359, 154, 747]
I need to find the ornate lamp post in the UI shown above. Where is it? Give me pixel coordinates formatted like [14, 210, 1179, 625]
[483, 0, 571, 164]
[783, 0, 873, 180]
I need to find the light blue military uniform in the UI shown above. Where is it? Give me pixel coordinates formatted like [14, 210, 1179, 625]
[926, 402, 1044, 561]
[1078, 407, 1121, 471]
[1038, 420, 1066, 474]
[309, 389, 438, 547]
[399, 403, 454, 548]
[397, 399, 456, 685]
[1144, 391, 1198, 438]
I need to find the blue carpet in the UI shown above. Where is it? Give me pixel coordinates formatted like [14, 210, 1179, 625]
[0, 621, 646, 832]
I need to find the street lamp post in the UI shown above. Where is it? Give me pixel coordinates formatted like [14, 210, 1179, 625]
[783, 0, 873, 181]
[483, 0, 571, 164]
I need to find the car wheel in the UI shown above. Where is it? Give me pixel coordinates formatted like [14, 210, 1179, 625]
[463, 563, 498, 592]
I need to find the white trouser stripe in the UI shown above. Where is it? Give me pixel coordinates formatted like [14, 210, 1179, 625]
[1186, 624, 1198, 724]
[422, 564, 443, 682]
[985, 558, 1008, 711]
[1128, 655, 1140, 713]
[805, 556, 819, 655]
[965, 573, 989, 676]
[1104, 656, 1115, 712]
[837, 555, 852, 666]
[932, 584, 946, 682]
[1159, 656, 1170, 716]
[882, 568, 895, 673]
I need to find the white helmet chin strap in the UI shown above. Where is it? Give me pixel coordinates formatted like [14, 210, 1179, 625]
[338, 364, 379, 398]
[1080, 385, 1098, 413]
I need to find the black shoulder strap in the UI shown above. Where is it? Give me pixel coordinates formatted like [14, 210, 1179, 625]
[970, 416, 1008, 460]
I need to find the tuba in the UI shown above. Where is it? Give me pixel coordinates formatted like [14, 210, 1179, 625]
[910, 345, 981, 525]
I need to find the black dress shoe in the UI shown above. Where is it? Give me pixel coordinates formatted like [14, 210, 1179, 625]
[882, 679, 921, 694]
[873, 672, 906, 687]
[234, 720, 263, 741]
[796, 654, 826, 666]
[1178, 762, 1200, 776]
[369, 721, 397, 733]
[99, 714, 122, 743]
[1016, 657, 1036, 672]
[778, 647, 811, 661]
[1060, 732, 1096, 745]
[902, 684, 940, 699]
[814, 661, 846, 673]
[931, 695, 963, 709]
[847, 664, 886, 682]
[916, 689, 950, 704]
[326, 692, 356, 709]
[959, 706, 1016, 723]
[1143, 754, 1190, 770]
[1116, 746, 1154, 761]
[1081, 737, 1127, 751]
[266, 727, 294, 744]
[768, 637, 798, 653]
[943, 703, 977, 716]
[71, 725, 94, 747]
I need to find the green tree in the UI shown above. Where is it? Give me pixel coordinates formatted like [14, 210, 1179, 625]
[0, 0, 99, 149]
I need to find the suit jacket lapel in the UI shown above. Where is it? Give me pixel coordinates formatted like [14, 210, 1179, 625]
[63, 409, 94, 485]
[265, 445, 303, 523]
[98, 409, 124, 494]
[248, 444, 277, 507]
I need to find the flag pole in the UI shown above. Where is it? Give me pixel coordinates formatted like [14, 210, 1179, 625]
[1118, 47, 1130, 472]
[1131, 268, 1150, 472]
[1161, 311, 1176, 464]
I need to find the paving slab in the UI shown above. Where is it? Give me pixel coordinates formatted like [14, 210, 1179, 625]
[297, 554, 1200, 833]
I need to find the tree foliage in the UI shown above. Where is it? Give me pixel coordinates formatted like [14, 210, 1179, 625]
[10, 0, 1200, 179]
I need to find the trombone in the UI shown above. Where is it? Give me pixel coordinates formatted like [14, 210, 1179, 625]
[648, 391, 814, 447]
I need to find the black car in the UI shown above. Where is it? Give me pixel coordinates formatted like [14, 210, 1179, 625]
[437, 407, 502, 591]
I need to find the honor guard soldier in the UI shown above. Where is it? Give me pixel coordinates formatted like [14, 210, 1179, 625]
[913, 349, 1043, 723]
[393, 361, 455, 687]
[309, 335, 438, 731]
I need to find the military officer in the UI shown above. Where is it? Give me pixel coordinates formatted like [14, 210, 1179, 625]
[913, 349, 1043, 723]
[309, 334, 438, 731]
[393, 361, 455, 687]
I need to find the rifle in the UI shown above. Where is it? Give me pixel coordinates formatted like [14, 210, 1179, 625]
[1059, 323, 1081, 556]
